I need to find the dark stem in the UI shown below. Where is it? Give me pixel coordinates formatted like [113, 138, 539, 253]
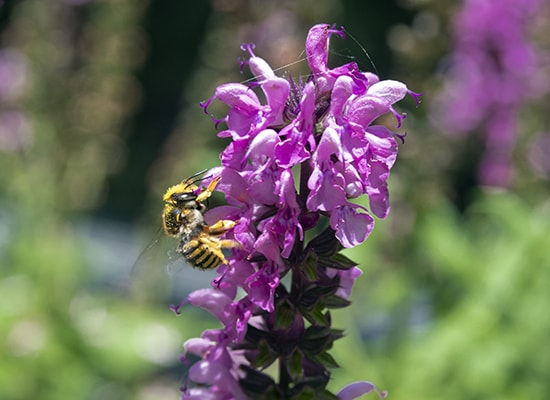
[289, 257, 303, 302]
[299, 160, 313, 203]
[279, 354, 291, 395]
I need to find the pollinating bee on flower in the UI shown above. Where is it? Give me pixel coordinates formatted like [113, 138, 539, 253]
[161, 171, 240, 270]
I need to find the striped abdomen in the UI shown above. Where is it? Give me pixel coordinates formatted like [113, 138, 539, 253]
[178, 237, 225, 270]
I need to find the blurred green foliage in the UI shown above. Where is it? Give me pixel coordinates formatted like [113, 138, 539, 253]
[332, 192, 550, 399]
[0, 0, 549, 399]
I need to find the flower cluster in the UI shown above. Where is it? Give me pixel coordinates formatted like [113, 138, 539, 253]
[175, 24, 419, 399]
[431, 0, 546, 187]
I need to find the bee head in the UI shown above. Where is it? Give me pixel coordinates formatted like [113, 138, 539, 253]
[172, 191, 201, 207]
[163, 182, 198, 204]
[163, 170, 214, 210]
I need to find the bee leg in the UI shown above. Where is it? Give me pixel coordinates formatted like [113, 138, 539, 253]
[205, 220, 236, 236]
[204, 223, 241, 250]
[218, 239, 241, 249]
[195, 176, 222, 203]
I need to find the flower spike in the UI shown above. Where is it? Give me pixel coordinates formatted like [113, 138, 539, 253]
[174, 23, 420, 399]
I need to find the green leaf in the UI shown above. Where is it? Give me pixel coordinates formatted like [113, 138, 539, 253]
[330, 328, 345, 341]
[300, 327, 332, 353]
[313, 351, 340, 369]
[303, 252, 319, 281]
[275, 299, 295, 330]
[251, 340, 278, 369]
[289, 348, 304, 379]
[301, 285, 338, 309]
[304, 304, 330, 326]
[304, 325, 332, 340]
[324, 295, 352, 309]
[319, 253, 357, 270]
[307, 227, 341, 257]
[245, 323, 270, 344]
[239, 365, 278, 398]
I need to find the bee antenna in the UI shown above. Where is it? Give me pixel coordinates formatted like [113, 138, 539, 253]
[193, 174, 213, 185]
[186, 169, 215, 186]
[188, 169, 208, 180]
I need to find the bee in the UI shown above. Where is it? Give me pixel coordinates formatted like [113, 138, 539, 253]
[162, 172, 239, 270]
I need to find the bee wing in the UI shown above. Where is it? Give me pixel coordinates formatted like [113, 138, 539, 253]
[130, 226, 182, 304]
[131, 227, 223, 304]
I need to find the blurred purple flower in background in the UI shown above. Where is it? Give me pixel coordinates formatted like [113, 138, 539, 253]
[0, 49, 31, 152]
[0, 49, 27, 101]
[175, 24, 419, 399]
[431, 0, 547, 187]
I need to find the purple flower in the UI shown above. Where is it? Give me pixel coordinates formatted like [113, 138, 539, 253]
[176, 24, 419, 399]
[182, 335, 247, 400]
[432, 0, 547, 187]
[206, 26, 417, 251]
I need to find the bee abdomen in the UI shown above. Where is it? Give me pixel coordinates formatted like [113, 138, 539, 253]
[179, 239, 224, 270]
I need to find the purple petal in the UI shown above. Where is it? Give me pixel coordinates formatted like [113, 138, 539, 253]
[261, 77, 290, 123]
[347, 95, 391, 128]
[305, 24, 331, 74]
[331, 266, 362, 300]
[215, 259, 256, 299]
[248, 171, 280, 205]
[246, 128, 279, 160]
[254, 229, 284, 263]
[364, 125, 398, 158]
[203, 205, 241, 226]
[330, 204, 374, 248]
[183, 338, 215, 357]
[367, 80, 408, 104]
[217, 167, 251, 205]
[307, 168, 347, 212]
[363, 72, 380, 86]
[275, 126, 312, 168]
[330, 76, 355, 118]
[316, 126, 343, 160]
[247, 56, 290, 125]
[337, 381, 378, 400]
[248, 56, 277, 80]
[223, 298, 254, 342]
[225, 107, 258, 136]
[214, 83, 260, 110]
[306, 24, 345, 75]
[188, 360, 245, 398]
[188, 289, 233, 322]
[366, 161, 391, 218]
[244, 263, 279, 312]
[275, 81, 316, 168]
[182, 388, 223, 400]
[220, 138, 249, 170]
